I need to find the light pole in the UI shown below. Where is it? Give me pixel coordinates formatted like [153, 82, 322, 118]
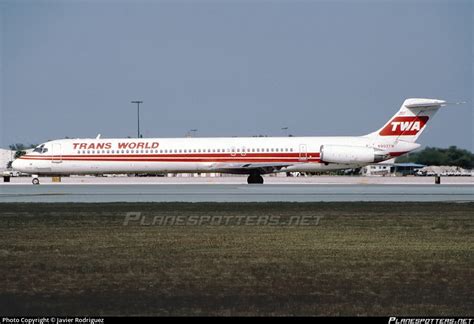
[186, 129, 198, 137]
[131, 101, 143, 138]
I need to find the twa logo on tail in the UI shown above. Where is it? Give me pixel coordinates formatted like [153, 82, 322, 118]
[379, 116, 429, 136]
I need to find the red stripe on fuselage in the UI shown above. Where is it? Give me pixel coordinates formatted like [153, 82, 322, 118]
[388, 151, 409, 157]
[21, 153, 318, 158]
[20, 159, 320, 163]
[19, 152, 321, 163]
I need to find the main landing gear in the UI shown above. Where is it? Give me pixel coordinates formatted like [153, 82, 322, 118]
[247, 174, 264, 184]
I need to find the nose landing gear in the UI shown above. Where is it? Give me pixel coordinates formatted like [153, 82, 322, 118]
[32, 175, 40, 185]
[247, 174, 264, 184]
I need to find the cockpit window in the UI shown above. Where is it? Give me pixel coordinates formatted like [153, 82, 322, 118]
[33, 144, 44, 153]
[33, 144, 48, 154]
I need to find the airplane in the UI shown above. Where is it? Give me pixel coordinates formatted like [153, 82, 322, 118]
[12, 98, 455, 185]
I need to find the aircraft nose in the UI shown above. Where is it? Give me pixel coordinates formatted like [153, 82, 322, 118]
[12, 158, 25, 172]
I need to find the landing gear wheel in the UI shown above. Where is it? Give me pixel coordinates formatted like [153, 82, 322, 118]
[247, 174, 264, 184]
[32, 178, 40, 185]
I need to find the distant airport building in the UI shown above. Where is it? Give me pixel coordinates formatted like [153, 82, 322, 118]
[361, 162, 425, 176]
[391, 163, 426, 176]
[416, 165, 472, 177]
[361, 162, 472, 177]
[0, 149, 15, 172]
[361, 164, 392, 176]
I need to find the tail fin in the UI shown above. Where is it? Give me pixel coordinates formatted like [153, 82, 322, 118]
[365, 98, 447, 143]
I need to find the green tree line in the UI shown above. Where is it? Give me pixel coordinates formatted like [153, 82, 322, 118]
[396, 146, 473, 169]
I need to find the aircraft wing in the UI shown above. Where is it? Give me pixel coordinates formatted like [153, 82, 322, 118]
[209, 162, 293, 174]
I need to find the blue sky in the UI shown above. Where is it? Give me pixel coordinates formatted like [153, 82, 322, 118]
[0, 0, 472, 150]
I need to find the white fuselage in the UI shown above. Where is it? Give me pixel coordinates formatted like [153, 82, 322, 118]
[12, 135, 418, 175]
[12, 98, 449, 182]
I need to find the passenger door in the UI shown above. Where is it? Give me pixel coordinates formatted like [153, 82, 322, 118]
[51, 143, 62, 163]
[299, 144, 308, 161]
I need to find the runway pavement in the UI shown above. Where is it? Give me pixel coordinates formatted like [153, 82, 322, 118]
[0, 175, 472, 202]
[2, 174, 473, 185]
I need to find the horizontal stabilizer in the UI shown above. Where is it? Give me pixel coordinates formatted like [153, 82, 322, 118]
[404, 100, 445, 109]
